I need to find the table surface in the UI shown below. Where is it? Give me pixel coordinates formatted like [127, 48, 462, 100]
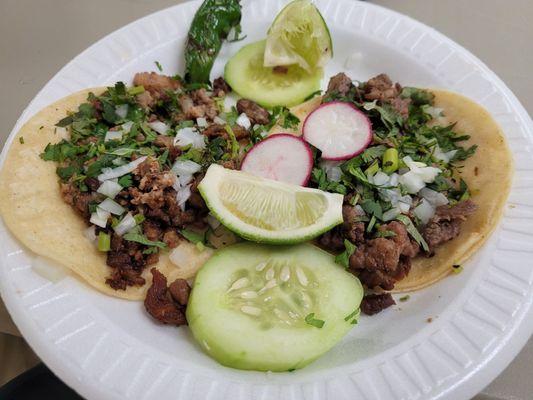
[0, 0, 531, 398]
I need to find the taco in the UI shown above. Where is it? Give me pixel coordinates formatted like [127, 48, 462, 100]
[0, 72, 512, 315]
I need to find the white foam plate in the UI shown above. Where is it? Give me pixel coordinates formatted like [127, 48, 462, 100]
[1, 1, 532, 399]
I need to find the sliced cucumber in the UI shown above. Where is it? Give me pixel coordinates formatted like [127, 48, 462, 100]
[186, 242, 363, 371]
[224, 40, 322, 108]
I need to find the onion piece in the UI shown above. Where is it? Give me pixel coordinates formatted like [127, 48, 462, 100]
[236, 113, 251, 129]
[98, 156, 147, 181]
[420, 187, 449, 207]
[148, 120, 170, 135]
[98, 198, 125, 215]
[90, 209, 110, 228]
[114, 212, 137, 236]
[213, 116, 226, 125]
[122, 121, 134, 133]
[319, 160, 342, 182]
[171, 159, 202, 176]
[414, 198, 436, 225]
[105, 131, 123, 142]
[196, 117, 208, 128]
[372, 171, 389, 186]
[176, 185, 192, 211]
[399, 171, 425, 194]
[97, 180, 123, 199]
[115, 104, 129, 119]
[174, 127, 206, 149]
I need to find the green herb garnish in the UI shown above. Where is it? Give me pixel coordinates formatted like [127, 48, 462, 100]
[304, 313, 325, 328]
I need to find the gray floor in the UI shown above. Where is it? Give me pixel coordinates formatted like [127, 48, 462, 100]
[0, 0, 531, 398]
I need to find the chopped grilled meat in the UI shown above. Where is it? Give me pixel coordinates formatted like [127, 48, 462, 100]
[144, 268, 187, 326]
[361, 293, 396, 315]
[342, 205, 366, 245]
[143, 220, 162, 241]
[423, 200, 477, 251]
[153, 135, 181, 161]
[84, 177, 100, 192]
[136, 91, 155, 109]
[325, 72, 353, 97]
[163, 229, 180, 248]
[213, 76, 231, 97]
[318, 227, 345, 252]
[202, 123, 249, 139]
[168, 279, 191, 306]
[179, 88, 218, 120]
[236, 99, 270, 125]
[59, 183, 97, 220]
[363, 73, 411, 118]
[133, 72, 181, 98]
[349, 222, 418, 290]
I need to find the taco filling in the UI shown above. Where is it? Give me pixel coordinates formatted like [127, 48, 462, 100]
[29, 69, 488, 320]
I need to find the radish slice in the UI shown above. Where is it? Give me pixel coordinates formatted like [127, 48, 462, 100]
[303, 101, 372, 160]
[240, 134, 313, 186]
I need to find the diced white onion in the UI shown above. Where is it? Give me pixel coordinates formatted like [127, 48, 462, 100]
[171, 159, 202, 176]
[84, 226, 97, 242]
[122, 120, 134, 133]
[214, 116, 226, 125]
[176, 185, 192, 211]
[419, 187, 449, 207]
[98, 198, 125, 215]
[373, 171, 389, 186]
[114, 212, 137, 236]
[55, 126, 69, 139]
[196, 117, 208, 128]
[115, 104, 129, 119]
[104, 130, 123, 142]
[236, 113, 251, 130]
[112, 158, 126, 166]
[398, 201, 411, 213]
[90, 208, 110, 228]
[423, 105, 444, 119]
[399, 172, 425, 194]
[174, 127, 206, 149]
[414, 199, 436, 225]
[382, 207, 401, 221]
[319, 160, 342, 183]
[388, 173, 399, 187]
[148, 120, 170, 135]
[207, 213, 221, 230]
[433, 144, 458, 163]
[380, 188, 399, 205]
[97, 180, 123, 199]
[417, 166, 441, 183]
[98, 156, 147, 181]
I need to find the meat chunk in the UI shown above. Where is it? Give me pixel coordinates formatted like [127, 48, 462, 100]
[213, 76, 231, 97]
[423, 200, 477, 251]
[342, 205, 366, 244]
[179, 88, 218, 120]
[318, 227, 345, 252]
[363, 73, 411, 118]
[169, 279, 190, 306]
[133, 72, 180, 99]
[144, 269, 187, 325]
[59, 183, 97, 220]
[325, 72, 353, 97]
[153, 135, 181, 161]
[163, 230, 180, 248]
[361, 293, 396, 315]
[143, 220, 162, 241]
[202, 123, 249, 140]
[349, 221, 418, 290]
[236, 99, 270, 125]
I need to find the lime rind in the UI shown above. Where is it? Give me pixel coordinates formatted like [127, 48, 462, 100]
[198, 164, 343, 244]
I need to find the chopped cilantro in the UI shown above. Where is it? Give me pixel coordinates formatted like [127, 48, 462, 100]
[399, 295, 410, 302]
[304, 313, 325, 328]
[154, 61, 163, 72]
[335, 239, 356, 269]
[123, 232, 167, 248]
[118, 174, 133, 188]
[19, 137, 24, 144]
[180, 229, 205, 244]
[396, 214, 429, 252]
[452, 264, 463, 274]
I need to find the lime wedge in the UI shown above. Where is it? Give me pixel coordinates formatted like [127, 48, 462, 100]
[264, 0, 333, 72]
[198, 164, 343, 244]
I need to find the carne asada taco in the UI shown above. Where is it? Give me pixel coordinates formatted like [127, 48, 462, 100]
[0, 71, 512, 308]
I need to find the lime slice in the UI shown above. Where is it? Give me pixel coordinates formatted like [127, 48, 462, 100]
[198, 164, 343, 244]
[264, 0, 333, 72]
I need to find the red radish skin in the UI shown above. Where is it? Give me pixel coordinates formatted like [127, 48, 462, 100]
[303, 101, 373, 160]
[240, 134, 313, 186]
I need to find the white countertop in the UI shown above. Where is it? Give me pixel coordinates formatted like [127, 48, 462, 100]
[1, 0, 531, 398]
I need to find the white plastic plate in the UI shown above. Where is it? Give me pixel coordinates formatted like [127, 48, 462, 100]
[1, 1, 532, 399]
